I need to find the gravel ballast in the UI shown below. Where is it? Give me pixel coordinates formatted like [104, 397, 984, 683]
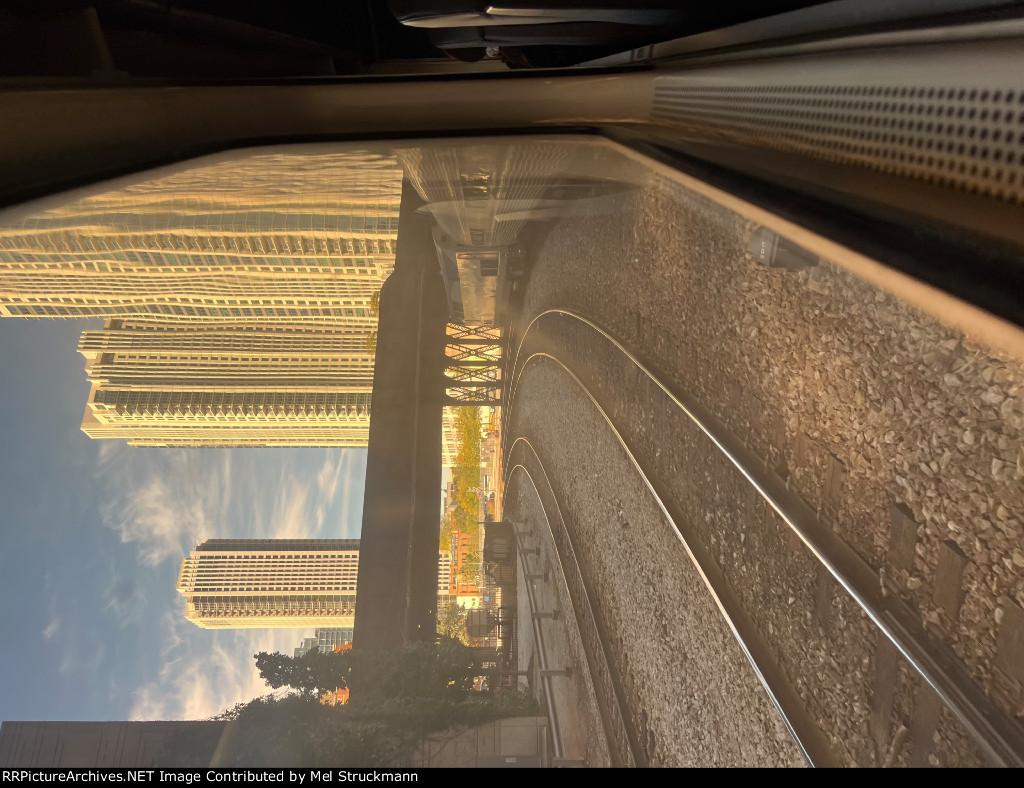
[502, 143, 1024, 766]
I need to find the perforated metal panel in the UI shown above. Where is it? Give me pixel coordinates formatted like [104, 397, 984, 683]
[652, 39, 1024, 203]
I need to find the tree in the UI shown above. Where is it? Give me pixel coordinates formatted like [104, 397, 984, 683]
[365, 331, 377, 353]
[439, 512, 455, 550]
[369, 291, 381, 316]
[255, 638, 480, 704]
[209, 689, 539, 767]
[254, 649, 351, 696]
[229, 640, 540, 766]
[450, 406, 483, 536]
[458, 550, 481, 585]
[437, 600, 470, 645]
[345, 638, 479, 703]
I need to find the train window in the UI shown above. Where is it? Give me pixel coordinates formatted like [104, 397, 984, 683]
[1, 38, 1023, 764]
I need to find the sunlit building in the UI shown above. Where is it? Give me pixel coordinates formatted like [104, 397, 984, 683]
[440, 406, 459, 467]
[450, 529, 481, 597]
[78, 319, 374, 447]
[176, 539, 359, 629]
[294, 637, 320, 658]
[437, 551, 453, 608]
[0, 151, 401, 323]
[314, 626, 354, 650]
[293, 627, 355, 656]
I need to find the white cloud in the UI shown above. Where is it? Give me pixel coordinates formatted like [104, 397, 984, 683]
[103, 567, 147, 629]
[96, 450, 226, 566]
[129, 616, 296, 720]
[317, 452, 344, 507]
[42, 617, 61, 640]
[334, 453, 363, 537]
[58, 638, 105, 678]
[90, 444, 367, 719]
[269, 472, 312, 540]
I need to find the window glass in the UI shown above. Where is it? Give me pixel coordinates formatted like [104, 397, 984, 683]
[0, 136, 1019, 768]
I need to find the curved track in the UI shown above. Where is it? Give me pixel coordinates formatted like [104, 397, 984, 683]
[502, 308, 1024, 767]
[507, 444, 646, 767]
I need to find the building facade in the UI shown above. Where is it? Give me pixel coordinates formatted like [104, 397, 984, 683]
[0, 148, 405, 448]
[293, 627, 354, 657]
[440, 406, 459, 467]
[176, 539, 359, 629]
[0, 151, 401, 323]
[313, 626, 355, 651]
[79, 319, 374, 447]
[449, 529, 481, 598]
[437, 551, 453, 608]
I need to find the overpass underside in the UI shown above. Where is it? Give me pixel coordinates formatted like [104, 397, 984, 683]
[352, 180, 450, 651]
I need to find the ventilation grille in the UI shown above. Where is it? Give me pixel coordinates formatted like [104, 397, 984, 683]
[653, 77, 1024, 203]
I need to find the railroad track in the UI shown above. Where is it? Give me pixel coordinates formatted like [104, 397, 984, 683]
[501, 307, 1024, 767]
[507, 440, 647, 767]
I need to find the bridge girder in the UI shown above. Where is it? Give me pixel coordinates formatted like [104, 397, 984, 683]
[444, 323, 504, 405]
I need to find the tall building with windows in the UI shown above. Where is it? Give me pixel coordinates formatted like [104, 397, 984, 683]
[314, 627, 354, 650]
[293, 627, 354, 657]
[176, 539, 359, 629]
[0, 151, 401, 323]
[437, 551, 453, 608]
[0, 149, 403, 448]
[440, 407, 459, 467]
[79, 319, 375, 447]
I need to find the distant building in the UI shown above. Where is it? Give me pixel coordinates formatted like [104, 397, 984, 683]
[293, 637, 319, 658]
[176, 539, 358, 629]
[441, 406, 459, 467]
[78, 319, 374, 447]
[314, 627, 354, 651]
[292, 634, 352, 707]
[293, 627, 354, 657]
[456, 594, 483, 609]
[0, 149, 406, 449]
[449, 529, 481, 597]
[437, 551, 453, 606]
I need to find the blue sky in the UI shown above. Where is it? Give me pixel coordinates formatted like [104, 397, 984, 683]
[0, 317, 366, 722]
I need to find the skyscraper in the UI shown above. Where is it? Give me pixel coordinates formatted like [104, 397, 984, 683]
[313, 627, 354, 650]
[176, 539, 359, 629]
[292, 627, 354, 657]
[79, 319, 374, 447]
[0, 151, 401, 323]
[0, 148, 404, 447]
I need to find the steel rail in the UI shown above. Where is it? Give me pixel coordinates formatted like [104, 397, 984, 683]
[513, 517, 567, 765]
[505, 443, 647, 767]
[503, 307, 1024, 767]
[504, 366, 831, 766]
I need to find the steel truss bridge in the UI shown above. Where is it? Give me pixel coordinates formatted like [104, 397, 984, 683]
[443, 323, 504, 406]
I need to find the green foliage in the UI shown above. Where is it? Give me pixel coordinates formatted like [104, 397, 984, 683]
[439, 512, 455, 550]
[365, 331, 377, 353]
[227, 638, 541, 766]
[256, 638, 478, 703]
[369, 290, 381, 316]
[437, 600, 470, 645]
[345, 638, 478, 704]
[458, 550, 481, 585]
[211, 690, 540, 767]
[451, 407, 482, 535]
[254, 649, 351, 696]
